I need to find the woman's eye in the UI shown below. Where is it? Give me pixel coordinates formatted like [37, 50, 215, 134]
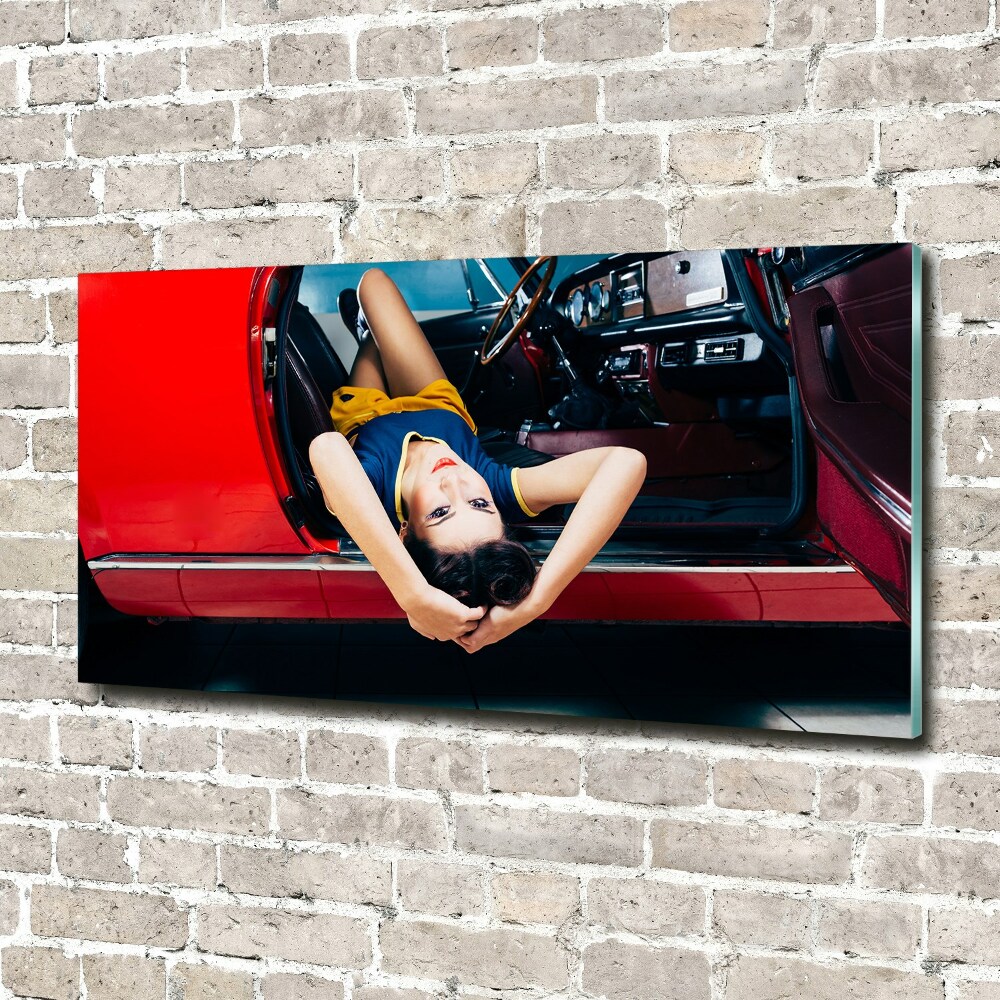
[428, 506, 450, 520]
[470, 498, 491, 509]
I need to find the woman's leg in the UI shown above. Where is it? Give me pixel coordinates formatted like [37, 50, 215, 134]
[346, 330, 388, 392]
[356, 267, 446, 397]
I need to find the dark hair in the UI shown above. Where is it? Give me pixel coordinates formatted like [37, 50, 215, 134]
[403, 524, 537, 609]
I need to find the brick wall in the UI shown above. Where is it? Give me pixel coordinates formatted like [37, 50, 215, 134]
[1, 0, 998, 996]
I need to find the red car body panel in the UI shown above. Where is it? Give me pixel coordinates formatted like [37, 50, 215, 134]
[79, 261, 904, 627]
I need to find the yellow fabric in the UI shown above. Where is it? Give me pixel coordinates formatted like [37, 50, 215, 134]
[329, 378, 477, 440]
[510, 467, 538, 517]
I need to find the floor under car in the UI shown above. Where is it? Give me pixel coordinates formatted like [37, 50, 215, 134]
[527, 418, 796, 530]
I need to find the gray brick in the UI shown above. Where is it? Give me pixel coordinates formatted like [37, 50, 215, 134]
[908, 184, 1000, 243]
[56, 828, 131, 884]
[0, 653, 94, 703]
[187, 41, 263, 91]
[885, 0, 988, 38]
[240, 91, 406, 147]
[104, 49, 181, 100]
[185, 152, 352, 209]
[268, 32, 350, 86]
[546, 133, 660, 190]
[24, 166, 96, 219]
[726, 955, 943, 1000]
[358, 147, 445, 201]
[305, 731, 389, 785]
[0, 61, 17, 110]
[881, 112, 1000, 173]
[450, 142, 538, 197]
[773, 0, 875, 45]
[447, 17, 536, 70]
[771, 121, 873, 181]
[0, 2, 65, 46]
[229, 0, 388, 23]
[29, 53, 98, 106]
[928, 905, 1000, 965]
[714, 759, 815, 814]
[933, 772, 1000, 832]
[396, 737, 482, 793]
[816, 45, 1000, 110]
[455, 803, 643, 865]
[928, 488, 1000, 550]
[140, 724, 216, 773]
[220, 843, 391, 905]
[606, 60, 806, 122]
[74, 103, 234, 157]
[492, 871, 578, 925]
[0, 600, 54, 648]
[381, 920, 568, 990]
[0, 224, 153, 281]
[222, 727, 299, 779]
[59, 715, 132, 768]
[588, 877, 704, 937]
[652, 820, 852, 883]
[415, 76, 596, 134]
[104, 163, 181, 212]
[954, 985, 1000, 1000]
[198, 903, 370, 967]
[358, 25, 443, 79]
[69, 0, 221, 41]
[540, 197, 667, 254]
[928, 628, 1000, 688]
[714, 889, 811, 948]
[278, 788, 447, 850]
[0, 291, 46, 344]
[931, 698, 1000, 757]
[669, 129, 763, 185]
[1, 946, 79, 1000]
[0, 417, 28, 471]
[928, 330, 1000, 398]
[944, 411, 1000, 479]
[582, 939, 711, 1000]
[262, 973, 344, 1000]
[160, 215, 334, 269]
[0, 880, 19, 935]
[929, 567, 1000, 622]
[546, 5, 663, 61]
[169, 963, 255, 1000]
[398, 858, 483, 917]
[0, 479, 75, 534]
[587, 749, 707, 806]
[345, 203, 524, 260]
[47, 290, 77, 345]
[0, 113, 66, 164]
[817, 898, 922, 960]
[670, 0, 767, 51]
[862, 833, 1000, 898]
[819, 765, 923, 823]
[82, 953, 166, 1000]
[680, 185, 895, 246]
[940, 255, 1000, 321]
[0, 540, 76, 594]
[0, 172, 16, 217]
[0, 768, 99, 822]
[487, 745, 579, 795]
[106, 776, 271, 836]
[138, 836, 217, 890]
[31, 884, 188, 948]
[0, 823, 52, 874]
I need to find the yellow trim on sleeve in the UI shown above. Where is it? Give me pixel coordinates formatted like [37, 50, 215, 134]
[510, 467, 539, 517]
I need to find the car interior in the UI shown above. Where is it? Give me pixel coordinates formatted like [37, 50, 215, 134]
[276, 251, 816, 553]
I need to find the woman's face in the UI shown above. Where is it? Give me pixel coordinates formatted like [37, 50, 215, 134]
[400, 442, 505, 552]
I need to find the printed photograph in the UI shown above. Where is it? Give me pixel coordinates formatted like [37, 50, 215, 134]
[78, 245, 921, 737]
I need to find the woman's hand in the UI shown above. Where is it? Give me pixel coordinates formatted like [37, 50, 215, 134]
[454, 598, 540, 653]
[402, 583, 486, 642]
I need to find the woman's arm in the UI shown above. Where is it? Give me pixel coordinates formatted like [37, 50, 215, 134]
[457, 446, 646, 652]
[309, 432, 485, 641]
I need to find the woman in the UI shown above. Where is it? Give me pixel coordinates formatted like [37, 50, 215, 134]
[308, 266, 646, 653]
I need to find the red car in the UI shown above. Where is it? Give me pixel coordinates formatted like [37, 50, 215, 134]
[78, 247, 917, 650]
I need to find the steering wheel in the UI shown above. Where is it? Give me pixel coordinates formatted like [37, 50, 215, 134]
[480, 255, 558, 366]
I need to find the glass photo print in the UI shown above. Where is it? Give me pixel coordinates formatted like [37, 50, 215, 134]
[78, 245, 921, 738]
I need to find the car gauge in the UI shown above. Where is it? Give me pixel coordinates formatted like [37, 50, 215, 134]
[570, 288, 585, 325]
[589, 281, 605, 320]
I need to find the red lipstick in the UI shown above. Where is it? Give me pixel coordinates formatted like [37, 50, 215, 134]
[432, 458, 457, 473]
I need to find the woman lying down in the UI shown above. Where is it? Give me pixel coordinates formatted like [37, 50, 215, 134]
[309, 267, 646, 653]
